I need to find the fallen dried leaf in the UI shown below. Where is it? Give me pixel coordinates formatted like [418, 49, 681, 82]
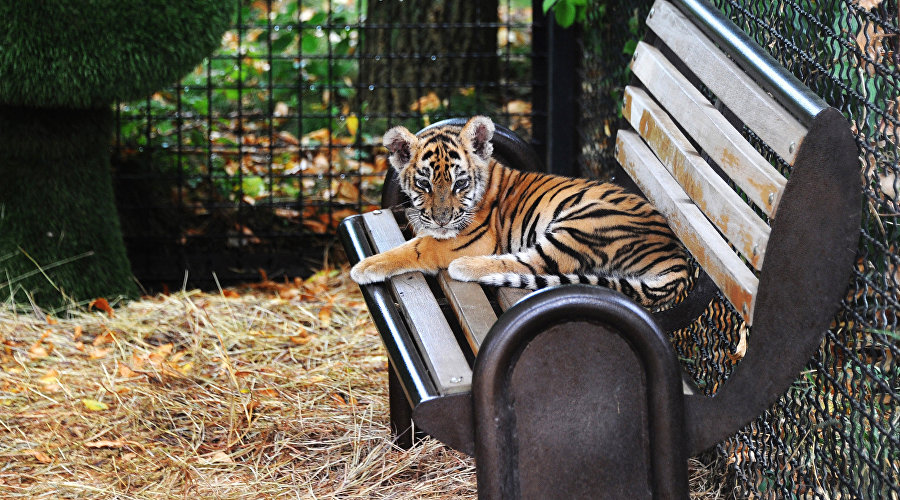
[318, 306, 333, 326]
[258, 388, 279, 397]
[38, 369, 61, 392]
[410, 92, 442, 113]
[857, 0, 884, 10]
[89, 298, 115, 318]
[855, 21, 891, 75]
[273, 101, 290, 117]
[727, 324, 749, 363]
[82, 398, 109, 411]
[203, 451, 234, 464]
[25, 449, 52, 464]
[28, 342, 49, 359]
[90, 347, 112, 360]
[92, 329, 116, 346]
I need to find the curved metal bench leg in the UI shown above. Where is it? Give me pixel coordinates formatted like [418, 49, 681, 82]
[473, 285, 688, 500]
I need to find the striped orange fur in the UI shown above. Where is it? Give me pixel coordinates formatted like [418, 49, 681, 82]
[350, 116, 689, 307]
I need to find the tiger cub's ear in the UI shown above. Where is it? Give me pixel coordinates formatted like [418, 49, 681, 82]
[383, 126, 418, 171]
[461, 115, 495, 164]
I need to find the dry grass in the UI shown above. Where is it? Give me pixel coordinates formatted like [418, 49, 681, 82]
[0, 267, 475, 498]
[0, 266, 729, 498]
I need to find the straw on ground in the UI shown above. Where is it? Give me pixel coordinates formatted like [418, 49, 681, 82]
[0, 268, 475, 498]
[0, 266, 729, 498]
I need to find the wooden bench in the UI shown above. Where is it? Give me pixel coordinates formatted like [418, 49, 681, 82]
[338, 0, 861, 497]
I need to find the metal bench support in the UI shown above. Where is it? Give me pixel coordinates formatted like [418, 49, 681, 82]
[473, 286, 688, 499]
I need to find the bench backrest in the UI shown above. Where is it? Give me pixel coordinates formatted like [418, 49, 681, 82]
[617, 0, 861, 453]
[617, 0, 811, 326]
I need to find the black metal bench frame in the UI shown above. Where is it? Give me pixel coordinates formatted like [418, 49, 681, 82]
[339, 0, 862, 497]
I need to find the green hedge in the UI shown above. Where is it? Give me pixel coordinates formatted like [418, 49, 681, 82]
[0, 0, 233, 108]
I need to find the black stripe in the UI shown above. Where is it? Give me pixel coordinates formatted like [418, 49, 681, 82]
[545, 232, 590, 268]
[515, 254, 539, 275]
[553, 187, 589, 218]
[534, 244, 560, 274]
[452, 225, 489, 251]
[618, 279, 636, 298]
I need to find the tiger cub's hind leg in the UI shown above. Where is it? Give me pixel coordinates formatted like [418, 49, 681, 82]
[449, 251, 689, 307]
[448, 253, 534, 281]
[447, 238, 690, 307]
[447, 250, 563, 289]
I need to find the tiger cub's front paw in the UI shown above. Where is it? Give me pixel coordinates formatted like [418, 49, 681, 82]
[350, 257, 392, 284]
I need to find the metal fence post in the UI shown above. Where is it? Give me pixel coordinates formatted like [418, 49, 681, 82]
[532, 1, 580, 177]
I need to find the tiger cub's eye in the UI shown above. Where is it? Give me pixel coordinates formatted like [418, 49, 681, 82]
[415, 178, 431, 192]
[453, 178, 470, 192]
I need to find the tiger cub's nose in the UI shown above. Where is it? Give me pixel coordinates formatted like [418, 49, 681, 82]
[433, 208, 453, 226]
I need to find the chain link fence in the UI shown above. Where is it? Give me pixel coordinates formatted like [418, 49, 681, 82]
[581, 0, 898, 497]
[112, 0, 539, 291]
[114, 0, 898, 495]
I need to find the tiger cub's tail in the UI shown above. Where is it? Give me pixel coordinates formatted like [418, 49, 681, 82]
[476, 270, 689, 308]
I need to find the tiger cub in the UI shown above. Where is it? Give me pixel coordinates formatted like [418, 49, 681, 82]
[350, 115, 690, 307]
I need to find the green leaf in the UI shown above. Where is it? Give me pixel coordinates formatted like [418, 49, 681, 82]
[622, 39, 638, 55]
[555, 0, 576, 28]
[628, 9, 641, 35]
[302, 34, 319, 53]
[271, 33, 294, 53]
[576, 6, 587, 24]
[242, 176, 266, 197]
[542, 0, 558, 14]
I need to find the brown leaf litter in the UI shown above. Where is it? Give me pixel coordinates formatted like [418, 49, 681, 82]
[0, 266, 475, 498]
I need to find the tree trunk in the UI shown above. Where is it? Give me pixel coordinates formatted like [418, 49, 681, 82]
[0, 106, 138, 309]
[361, 0, 499, 116]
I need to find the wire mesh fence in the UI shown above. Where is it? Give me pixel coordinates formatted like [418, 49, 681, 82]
[581, 0, 899, 497]
[113, 0, 898, 496]
[711, 1, 899, 497]
[112, 0, 539, 291]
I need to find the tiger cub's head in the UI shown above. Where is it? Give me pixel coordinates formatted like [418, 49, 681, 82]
[383, 115, 494, 239]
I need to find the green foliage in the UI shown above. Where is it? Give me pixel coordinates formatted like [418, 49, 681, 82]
[116, 0, 365, 210]
[543, 0, 587, 29]
[0, 0, 236, 108]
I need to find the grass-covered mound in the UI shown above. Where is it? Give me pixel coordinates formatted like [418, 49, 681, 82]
[0, 0, 233, 108]
[0, 0, 234, 308]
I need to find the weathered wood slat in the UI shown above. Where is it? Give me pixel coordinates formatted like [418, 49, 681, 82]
[496, 287, 531, 311]
[623, 85, 771, 270]
[631, 41, 787, 217]
[362, 211, 472, 394]
[616, 130, 758, 325]
[438, 271, 497, 354]
[646, 0, 808, 165]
